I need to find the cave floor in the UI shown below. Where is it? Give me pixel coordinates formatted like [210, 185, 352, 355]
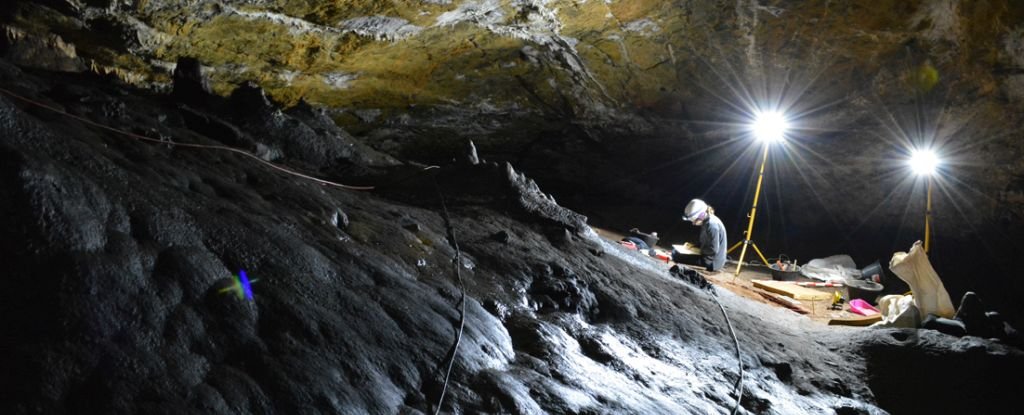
[594, 227, 871, 325]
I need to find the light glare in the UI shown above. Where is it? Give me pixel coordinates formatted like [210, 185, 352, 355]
[910, 149, 939, 176]
[752, 111, 788, 143]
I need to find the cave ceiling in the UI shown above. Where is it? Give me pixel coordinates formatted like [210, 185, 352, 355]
[3, 0, 1024, 268]
[7, 1, 1020, 125]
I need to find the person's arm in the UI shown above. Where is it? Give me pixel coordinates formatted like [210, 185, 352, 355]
[709, 222, 726, 271]
[699, 224, 715, 267]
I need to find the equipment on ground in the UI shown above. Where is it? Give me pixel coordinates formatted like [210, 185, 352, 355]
[846, 279, 884, 304]
[628, 228, 659, 248]
[858, 260, 883, 283]
[769, 261, 803, 281]
[830, 291, 845, 311]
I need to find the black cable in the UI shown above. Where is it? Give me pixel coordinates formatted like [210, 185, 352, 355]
[431, 172, 466, 415]
[674, 266, 744, 413]
[710, 292, 744, 415]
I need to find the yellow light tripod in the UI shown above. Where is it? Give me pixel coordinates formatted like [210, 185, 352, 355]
[924, 176, 932, 253]
[728, 143, 773, 278]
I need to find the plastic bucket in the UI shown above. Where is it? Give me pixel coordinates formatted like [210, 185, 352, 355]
[847, 279, 884, 304]
[859, 260, 883, 283]
[770, 263, 803, 281]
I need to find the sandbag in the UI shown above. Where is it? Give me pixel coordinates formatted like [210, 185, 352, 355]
[873, 294, 920, 328]
[888, 241, 956, 324]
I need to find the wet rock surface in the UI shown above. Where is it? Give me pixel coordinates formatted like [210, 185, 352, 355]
[1, 60, 1023, 415]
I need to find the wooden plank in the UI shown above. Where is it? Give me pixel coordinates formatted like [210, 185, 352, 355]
[755, 290, 809, 314]
[827, 314, 883, 326]
[752, 279, 833, 301]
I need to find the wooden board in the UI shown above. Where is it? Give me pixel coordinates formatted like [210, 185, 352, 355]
[671, 243, 701, 255]
[755, 290, 809, 314]
[752, 279, 833, 301]
[827, 314, 883, 326]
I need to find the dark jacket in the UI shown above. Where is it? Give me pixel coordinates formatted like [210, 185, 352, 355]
[700, 214, 728, 271]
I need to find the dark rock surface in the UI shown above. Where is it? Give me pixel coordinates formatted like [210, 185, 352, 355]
[1, 59, 1023, 415]
[855, 329, 1024, 415]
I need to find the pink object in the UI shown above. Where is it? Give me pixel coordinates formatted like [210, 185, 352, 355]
[848, 299, 880, 316]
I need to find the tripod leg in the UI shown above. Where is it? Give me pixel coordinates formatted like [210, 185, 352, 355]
[735, 144, 770, 278]
[735, 241, 751, 277]
[750, 243, 771, 267]
[728, 241, 743, 254]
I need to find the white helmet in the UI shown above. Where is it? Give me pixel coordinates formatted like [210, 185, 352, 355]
[683, 199, 708, 222]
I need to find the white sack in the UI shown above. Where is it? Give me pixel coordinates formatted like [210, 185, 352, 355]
[872, 294, 920, 328]
[888, 241, 956, 323]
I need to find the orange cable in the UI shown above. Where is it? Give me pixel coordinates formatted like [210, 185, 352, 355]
[0, 86, 375, 191]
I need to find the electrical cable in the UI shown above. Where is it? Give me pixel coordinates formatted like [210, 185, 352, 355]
[431, 172, 465, 415]
[0, 87, 374, 191]
[674, 265, 744, 414]
[710, 290, 744, 415]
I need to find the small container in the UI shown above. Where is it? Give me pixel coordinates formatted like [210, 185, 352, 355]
[859, 260, 883, 283]
[847, 279, 884, 305]
[770, 263, 804, 281]
[848, 299, 880, 316]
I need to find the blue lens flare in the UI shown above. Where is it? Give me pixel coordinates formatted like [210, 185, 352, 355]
[239, 269, 254, 299]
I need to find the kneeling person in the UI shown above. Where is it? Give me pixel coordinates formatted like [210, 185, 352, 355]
[682, 198, 727, 272]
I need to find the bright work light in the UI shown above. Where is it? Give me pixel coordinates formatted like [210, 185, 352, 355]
[752, 111, 789, 143]
[909, 149, 939, 176]
[729, 110, 792, 277]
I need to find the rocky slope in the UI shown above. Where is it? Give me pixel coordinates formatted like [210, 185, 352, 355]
[2, 57, 1023, 415]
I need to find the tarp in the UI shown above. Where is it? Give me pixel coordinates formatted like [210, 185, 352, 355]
[800, 254, 859, 283]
